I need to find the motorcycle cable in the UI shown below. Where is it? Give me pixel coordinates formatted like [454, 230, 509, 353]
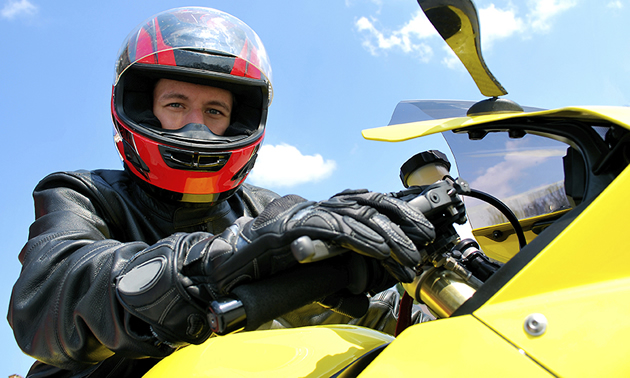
[458, 188, 527, 250]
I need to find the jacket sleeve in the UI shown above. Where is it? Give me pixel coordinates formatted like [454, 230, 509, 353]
[7, 171, 212, 371]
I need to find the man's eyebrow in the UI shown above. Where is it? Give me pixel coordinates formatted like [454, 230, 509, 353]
[204, 100, 232, 112]
[157, 92, 189, 101]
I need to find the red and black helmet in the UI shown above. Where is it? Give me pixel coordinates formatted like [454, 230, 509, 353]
[112, 7, 272, 203]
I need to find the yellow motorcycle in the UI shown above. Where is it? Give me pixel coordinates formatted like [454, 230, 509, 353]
[144, 0, 630, 376]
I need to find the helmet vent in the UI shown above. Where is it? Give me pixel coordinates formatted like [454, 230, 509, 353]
[159, 145, 231, 172]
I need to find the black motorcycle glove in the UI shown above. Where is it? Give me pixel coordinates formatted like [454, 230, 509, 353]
[114, 197, 306, 347]
[183, 190, 435, 301]
[325, 189, 435, 281]
[115, 233, 218, 347]
[115, 190, 435, 346]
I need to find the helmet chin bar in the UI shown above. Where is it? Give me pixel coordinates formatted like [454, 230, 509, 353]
[126, 163, 241, 204]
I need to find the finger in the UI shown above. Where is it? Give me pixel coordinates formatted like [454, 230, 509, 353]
[381, 258, 416, 283]
[370, 214, 421, 267]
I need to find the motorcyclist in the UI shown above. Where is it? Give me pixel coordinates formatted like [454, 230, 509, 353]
[8, 7, 435, 377]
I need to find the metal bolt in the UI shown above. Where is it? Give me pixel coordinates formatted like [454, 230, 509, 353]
[524, 313, 547, 336]
[430, 192, 440, 203]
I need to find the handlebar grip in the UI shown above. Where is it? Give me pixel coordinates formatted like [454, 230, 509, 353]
[230, 258, 353, 332]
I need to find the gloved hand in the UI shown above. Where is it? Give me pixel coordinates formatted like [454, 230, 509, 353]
[320, 189, 436, 282]
[184, 190, 435, 300]
[115, 190, 435, 346]
[115, 233, 218, 347]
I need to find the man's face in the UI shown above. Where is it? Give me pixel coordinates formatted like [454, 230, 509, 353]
[153, 79, 233, 135]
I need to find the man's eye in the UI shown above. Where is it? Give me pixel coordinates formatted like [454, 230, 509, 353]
[167, 103, 183, 108]
[206, 108, 222, 115]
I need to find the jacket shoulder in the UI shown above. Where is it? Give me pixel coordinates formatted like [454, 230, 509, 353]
[32, 170, 133, 235]
[35, 169, 130, 193]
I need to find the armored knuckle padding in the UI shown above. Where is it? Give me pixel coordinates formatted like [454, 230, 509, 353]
[116, 242, 212, 345]
[250, 195, 309, 230]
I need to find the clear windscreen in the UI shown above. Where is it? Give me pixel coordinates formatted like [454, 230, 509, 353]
[386, 100, 572, 230]
[443, 131, 571, 229]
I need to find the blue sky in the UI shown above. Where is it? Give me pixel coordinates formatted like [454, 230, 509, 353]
[1, 0, 629, 374]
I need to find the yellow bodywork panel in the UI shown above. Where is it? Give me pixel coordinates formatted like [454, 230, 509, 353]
[474, 165, 630, 376]
[357, 315, 551, 377]
[472, 210, 570, 263]
[362, 106, 630, 142]
[144, 325, 393, 377]
[472, 223, 532, 263]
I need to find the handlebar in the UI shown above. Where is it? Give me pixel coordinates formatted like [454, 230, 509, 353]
[208, 254, 378, 335]
[208, 178, 472, 335]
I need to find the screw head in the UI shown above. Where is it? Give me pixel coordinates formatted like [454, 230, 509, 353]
[429, 192, 440, 203]
[524, 313, 547, 336]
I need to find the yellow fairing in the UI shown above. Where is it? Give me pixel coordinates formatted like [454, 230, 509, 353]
[358, 168, 630, 377]
[144, 325, 393, 377]
[362, 104, 630, 375]
[362, 106, 630, 142]
[357, 315, 551, 377]
[473, 164, 630, 376]
[472, 210, 570, 263]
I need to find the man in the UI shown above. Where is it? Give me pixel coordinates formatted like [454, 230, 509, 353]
[8, 7, 434, 377]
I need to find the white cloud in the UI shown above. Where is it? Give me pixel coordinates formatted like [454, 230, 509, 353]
[248, 143, 337, 188]
[355, 10, 436, 61]
[526, 0, 578, 33]
[479, 4, 525, 47]
[607, 0, 623, 8]
[356, 1, 577, 68]
[469, 140, 566, 198]
[1, 0, 37, 19]
[441, 46, 462, 70]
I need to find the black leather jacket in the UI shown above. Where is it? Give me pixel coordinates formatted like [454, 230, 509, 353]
[8, 169, 424, 377]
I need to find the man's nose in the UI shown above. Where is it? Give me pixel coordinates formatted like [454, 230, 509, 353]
[184, 109, 205, 126]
